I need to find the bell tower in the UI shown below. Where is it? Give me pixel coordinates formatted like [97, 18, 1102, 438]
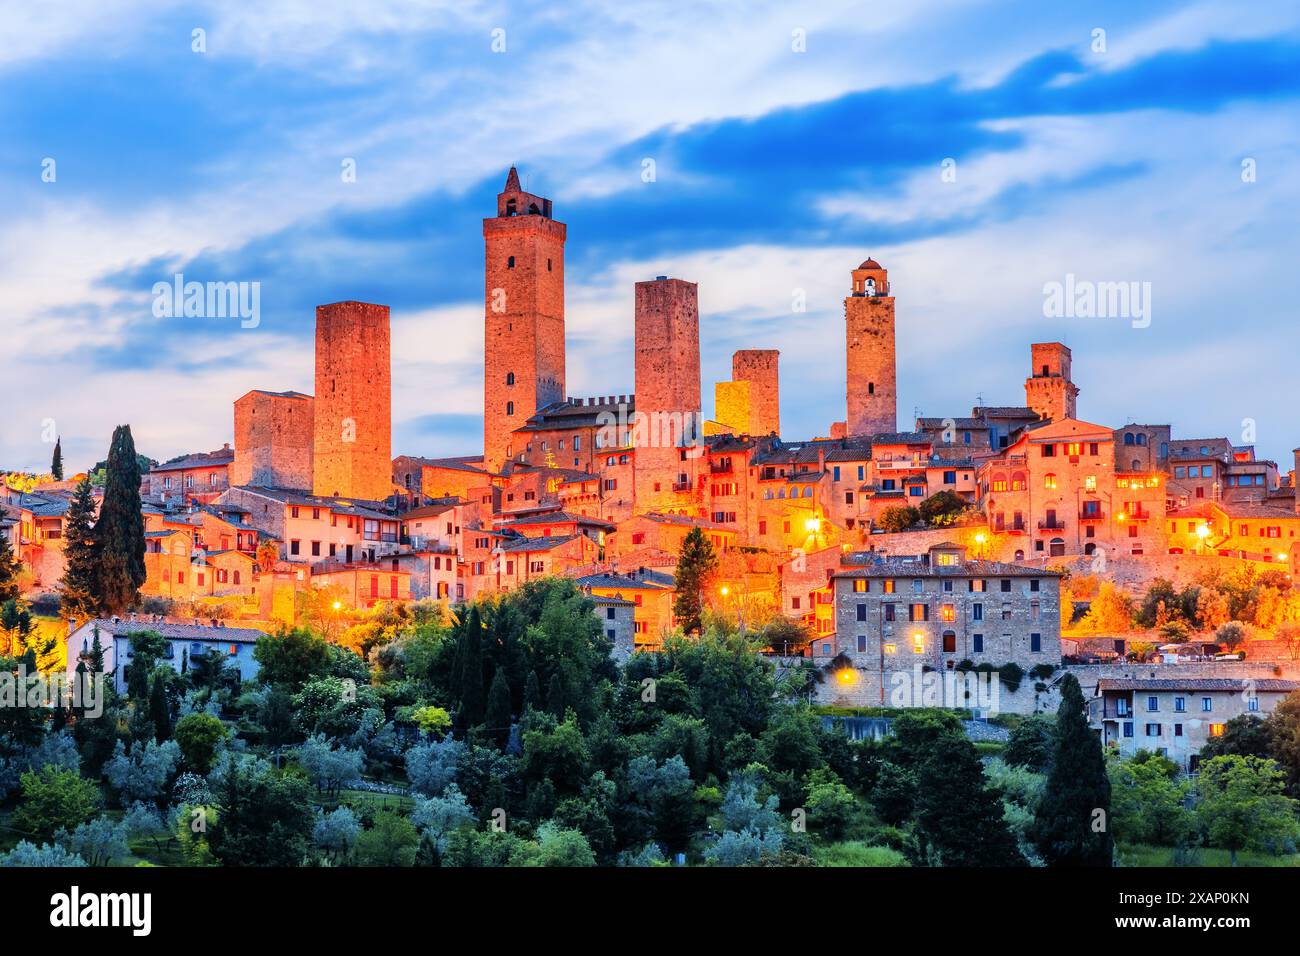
[483, 167, 567, 472]
[845, 258, 897, 437]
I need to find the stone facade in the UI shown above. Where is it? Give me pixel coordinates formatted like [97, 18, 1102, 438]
[633, 277, 703, 513]
[1024, 342, 1079, 422]
[483, 167, 567, 472]
[232, 390, 314, 491]
[593, 595, 637, 664]
[844, 259, 896, 437]
[313, 301, 392, 501]
[821, 542, 1063, 714]
[715, 349, 779, 437]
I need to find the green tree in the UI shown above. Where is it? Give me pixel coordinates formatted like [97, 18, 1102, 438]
[1108, 755, 1193, 847]
[148, 671, 172, 742]
[59, 478, 99, 621]
[0, 526, 22, 604]
[917, 490, 968, 526]
[673, 527, 719, 635]
[14, 766, 100, 841]
[483, 668, 512, 748]
[1265, 691, 1300, 797]
[458, 606, 486, 726]
[1004, 715, 1054, 772]
[51, 437, 63, 481]
[355, 811, 421, 867]
[91, 425, 146, 613]
[207, 757, 315, 867]
[876, 506, 920, 533]
[546, 671, 566, 718]
[253, 628, 332, 688]
[1201, 714, 1273, 761]
[1196, 755, 1300, 865]
[174, 712, 228, 774]
[915, 734, 1024, 865]
[1032, 673, 1113, 866]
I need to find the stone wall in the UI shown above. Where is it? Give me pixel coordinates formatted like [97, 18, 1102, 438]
[232, 390, 314, 491]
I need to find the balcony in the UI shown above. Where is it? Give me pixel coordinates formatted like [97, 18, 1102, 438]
[709, 463, 734, 475]
[671, 481, 692, 492]
[1079, 509, 1106, 522]
[1037, 519, 1067, 532]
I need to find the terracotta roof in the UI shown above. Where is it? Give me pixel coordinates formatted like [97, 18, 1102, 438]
[73, 619, 266, 644]
[1097, 678, 1300, 693]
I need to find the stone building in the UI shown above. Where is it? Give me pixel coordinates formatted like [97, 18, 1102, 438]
[592, 594, 637, 664]
[822, 542, 1063, 713]
[313, 301, 392, 501]
[66, 618, 266, 694]
[633, 276, 703, 513]
[844, 259, 896, 437]
[978, 417, 1166, 561]
[147, 445, 235, 504]
[1093, 677, 1300, 771]
[483, 167, 567, 472]
[232, 390, 314, 491]
[1024, 342, 1079, 422]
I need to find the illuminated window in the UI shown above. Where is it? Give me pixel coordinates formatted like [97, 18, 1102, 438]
[1044, 474, 1057, 489]
[911, 634, 925, 654]
[883, 643, 897, 655]
[883, 580, 895, 594]
[1065, 442, 1082, 456]
[935, 553, 957, 566]
[1209, 723, 1225, 737]
[1084, 475, 1097, 491]
[941, 604, 955, 622]
[853, 579, 868, 593]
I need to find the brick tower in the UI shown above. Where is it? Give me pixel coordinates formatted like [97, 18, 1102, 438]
[1025, 342, 1079, 422]
[483, 167, 566, 472]
[634, 277, 702, 512]
[845, 258, 897, 437]
[232, 389, 315, 490]
[731, 349, 779, 436]
[313, 301, 392, 501]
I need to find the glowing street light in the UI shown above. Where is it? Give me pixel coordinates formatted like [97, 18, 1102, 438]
[804, 517, 821, 534]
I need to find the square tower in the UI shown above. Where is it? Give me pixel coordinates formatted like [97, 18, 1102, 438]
[483, 167, 567, 472]
[232, 389, 315, 490]
[634, 277, 702, 511]
[1025, 342, 1079, 422]
[313, 301, 392, 501]
[845, 258, 897, 436]
[731, 349, 780, 436]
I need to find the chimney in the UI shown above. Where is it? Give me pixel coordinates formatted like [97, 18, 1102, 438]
[66, 618, 76, 636]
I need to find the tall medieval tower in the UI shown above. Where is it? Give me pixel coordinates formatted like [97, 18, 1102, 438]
[483, 167, 567, 472]
[845, 258, 896, 436]
[313, 301, 392, 501]
[634, 277, 702, 512]
[1025, 342, 1079, 422]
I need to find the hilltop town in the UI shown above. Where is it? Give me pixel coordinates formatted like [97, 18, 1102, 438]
[4, 167, 1300, 746]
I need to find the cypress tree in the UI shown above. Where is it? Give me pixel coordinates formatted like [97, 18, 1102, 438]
[672, 526, 718, 635]
[92, 425, 146, 613]
[59, 477, 99, 621]
[459, 607, 485, 726]
[484, 668, 512, 748]
[0, 527, 21, 604]
[149, 673, 171, 742]
[524, 669, 542, 712]
[1032, 673, 1114, 866]
[546, 672, 566, 718]
[51, 437, 64, 480]
[915, 733, 1024, 865]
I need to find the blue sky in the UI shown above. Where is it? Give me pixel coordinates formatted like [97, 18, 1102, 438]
[3, 0, 1300, 473]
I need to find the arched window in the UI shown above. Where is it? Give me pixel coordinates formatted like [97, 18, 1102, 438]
[1124, 433, 1135, 446]
[1014, 549, 1025, 561]
[505, 372, 515, 385]
[1131, 459, 1141, 470]
[506, 199, 517, 216]
[506, 401, 515, 416]
[1044, 473, 1057, 489]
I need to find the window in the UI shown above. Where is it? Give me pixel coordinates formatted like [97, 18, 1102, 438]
[908, 603, 928, 622]
[883, 604, 896, 622]
[943, 470, 956, 484]
[1000, 579, 1011, 593]
[1145, 723, 1162, 737]
[1123, 722, 1134, 738]
[972, 603, 983, 621]
[942, 631, 956, 653]
[912, 579, 924, 593]
[507, 255, 515, 268]
[972, 634, 984, 652]
[853, 579, 868, 593]
[506, 372, 515, 385]
[1041, 444, 1055, 457]
[911, 634, 925, 654]
[856, 635, 867, 653]
[1147, 696, 1159, 712]
[1209, 723, 1225, 737]
[506, 401, 515, 416]
[970, 579, 986, 593]
[1029, 579, 1040, 592]
[1174, 697, 1185, 712]
[1201, 697, 1212, 712]
[1030, 633, 1041, 652]
[1249, 697, 1260, 712]
[883, 580, 895, 594]
[290, 540, 301, 556]
[941, 604, 955, 622]
[1044, 473, 1057, 489]
[856, 604, 867, 622]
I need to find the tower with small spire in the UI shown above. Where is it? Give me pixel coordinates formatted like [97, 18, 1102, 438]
[483, 167, 567, 472]
[845, 258, 897, 436]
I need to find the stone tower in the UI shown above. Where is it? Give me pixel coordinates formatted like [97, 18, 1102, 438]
[231, 389, 315, 490]
[731, 349, 780, 436]
[634, 277, 702, 511]
[313, 301, 392, 501]
[483, 166, 567, 472]
[1025, 342, 1079, 422]
[845, 258, 896, 436]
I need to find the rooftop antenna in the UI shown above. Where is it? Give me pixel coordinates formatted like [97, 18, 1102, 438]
[975, 392, 984, 407]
